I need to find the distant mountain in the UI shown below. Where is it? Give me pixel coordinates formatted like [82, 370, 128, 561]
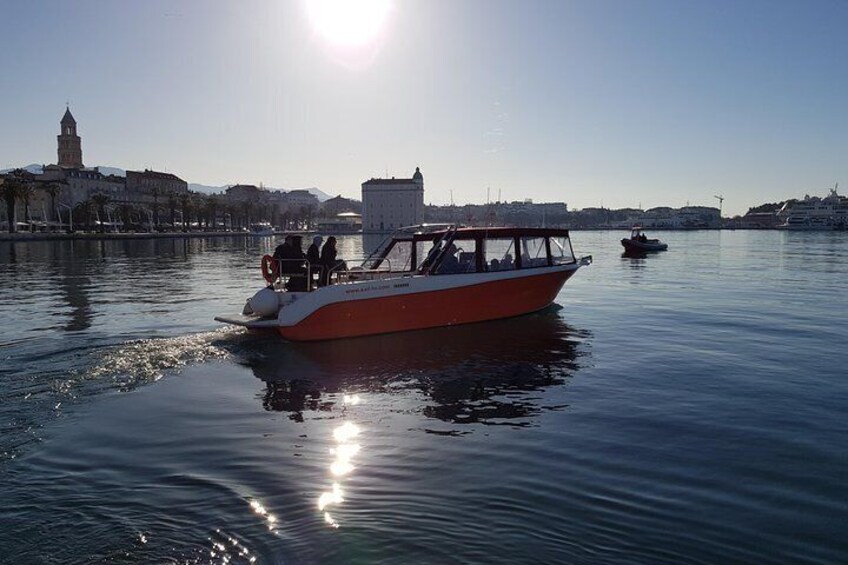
[189, 183, 333, 202]
[188, 183, 226, 195]
[1, 163, 126, 176]
[294, 187, 333, 202]
[1, 163, 45, 174]
[97, 166, 126, 177]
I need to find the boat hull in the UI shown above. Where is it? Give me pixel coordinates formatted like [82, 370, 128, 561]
[621, 239, 668, 252]
[277, 269, 575, 341]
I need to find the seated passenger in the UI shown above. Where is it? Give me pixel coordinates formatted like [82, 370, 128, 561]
[489, 258, 501, 271]
[501, 253, 514, 270]
[437, 244, 461, 274]
[458, 251, 475, 271]
[320, 236, 348, 285]
[273, 235, 293, 263]
[307, 235, 324, 287]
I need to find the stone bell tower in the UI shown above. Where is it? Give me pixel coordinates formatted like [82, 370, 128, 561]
[57, 106, 83, 168]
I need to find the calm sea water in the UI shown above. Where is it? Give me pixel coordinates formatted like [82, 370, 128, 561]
[0, 231, 846, 564]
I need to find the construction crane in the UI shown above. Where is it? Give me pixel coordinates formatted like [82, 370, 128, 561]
[714, 194, 724, 217]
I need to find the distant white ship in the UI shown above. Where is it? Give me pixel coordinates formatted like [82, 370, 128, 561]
[249, 222, 274, 236]
[778, 185, 848, 230]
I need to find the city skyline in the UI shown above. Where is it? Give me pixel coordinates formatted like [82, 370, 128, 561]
[2, 1, 847, 216]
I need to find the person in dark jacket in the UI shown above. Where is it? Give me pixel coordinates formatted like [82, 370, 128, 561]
[320, 236, 347, 285]
[274, 235, 307, 291]
[307, 235, 322, 265]
[307, 235, 323, 288]
[273, 235, 293, 262]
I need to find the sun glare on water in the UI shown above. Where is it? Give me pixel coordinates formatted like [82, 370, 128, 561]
[305, 0, 391, 48]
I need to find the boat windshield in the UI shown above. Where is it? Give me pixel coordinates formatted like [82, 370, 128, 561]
[549, 236, 576, 264]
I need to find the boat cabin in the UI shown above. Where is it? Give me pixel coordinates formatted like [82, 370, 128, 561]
[365, 226, 578, 276]
[628, 227, 652, 242]
[269, 226, 580, 291]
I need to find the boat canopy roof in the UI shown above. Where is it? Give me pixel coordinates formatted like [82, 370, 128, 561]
[392, 225, 571, 242]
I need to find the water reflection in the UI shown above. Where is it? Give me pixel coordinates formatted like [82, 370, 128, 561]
[318, 405, 362, 529]
[221, 308, 590, 427]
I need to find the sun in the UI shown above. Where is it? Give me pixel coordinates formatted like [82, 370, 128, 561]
[305, 0, 391, 48]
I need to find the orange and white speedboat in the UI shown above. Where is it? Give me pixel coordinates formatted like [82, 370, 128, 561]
[215, 225, 591, 341]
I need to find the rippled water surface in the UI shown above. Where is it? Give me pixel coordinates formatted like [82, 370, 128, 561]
[1, 231, 846, 563]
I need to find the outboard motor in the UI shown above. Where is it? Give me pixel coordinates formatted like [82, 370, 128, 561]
[244, 287, 280, 317]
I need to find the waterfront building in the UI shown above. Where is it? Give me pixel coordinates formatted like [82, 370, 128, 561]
[316, 212, 362, 234]
[126, 169, 188, 199]
[362, 167, 424, 232]
[40, 165, 126, 206]
[225, 184, 264, 201]
[284, 189, 320, 212]
[320, 195, 362, 217]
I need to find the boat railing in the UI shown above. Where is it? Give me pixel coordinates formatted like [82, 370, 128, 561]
[329, 258, 396, 285]
[271, 258, 318, 291]
[270, 257, 405, 291]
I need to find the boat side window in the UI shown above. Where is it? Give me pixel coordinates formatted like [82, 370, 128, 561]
[416, 238, 444, 271]
[484, 237, 516, 271]
[381, 240, 413, 271]
[518, 237, 547, 269]
[550, 236, 576, 264]
[450, 238, 479, 273]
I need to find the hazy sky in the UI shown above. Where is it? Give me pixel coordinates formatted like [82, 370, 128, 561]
[2, 0, 847, 215]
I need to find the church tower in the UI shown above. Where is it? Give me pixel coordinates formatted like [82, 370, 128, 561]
[57, 106, 83, 168]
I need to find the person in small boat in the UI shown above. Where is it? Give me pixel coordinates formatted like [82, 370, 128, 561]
[489, 258, 501, 271]
[320, 236, 347, 285]
[307, 235, 323, 288]
[501, 253, 514, 270]
[437, 244, 461, 274]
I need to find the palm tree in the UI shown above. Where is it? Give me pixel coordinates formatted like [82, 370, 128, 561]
[151, 185, 161, 229]
[19, 184, 35, 232]
[75, 199, 95, 231]
[43, 182, 62, 227]
[118, 203, 134, 232]
[167, 192, 178, 231]
[207, 195, 219, 230]
[179, 193, 191, 232]
[241, 200, 253, 229]
[91, 193, 111, 233]
[225, 203, 238, 230]
[193, 194, 208, 229]
[0, 178, 21, 233]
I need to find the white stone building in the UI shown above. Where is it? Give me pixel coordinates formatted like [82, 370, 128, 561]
[361, 167, 424, 232]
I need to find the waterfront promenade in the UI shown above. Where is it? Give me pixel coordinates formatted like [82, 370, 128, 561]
[0, 230, 311, 242]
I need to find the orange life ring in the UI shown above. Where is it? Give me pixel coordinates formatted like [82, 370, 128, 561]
[261, 254, 280, 284]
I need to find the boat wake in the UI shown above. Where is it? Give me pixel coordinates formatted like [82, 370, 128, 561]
[1, 327, 246, 462]
[84, 326, 244, 390]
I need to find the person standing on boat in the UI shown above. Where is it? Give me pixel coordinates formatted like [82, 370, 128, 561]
[307, 235, 323, 288]
[288, 235, 308, 291]
[273, 235, 307, 291]
[320, 236, 347, 285]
